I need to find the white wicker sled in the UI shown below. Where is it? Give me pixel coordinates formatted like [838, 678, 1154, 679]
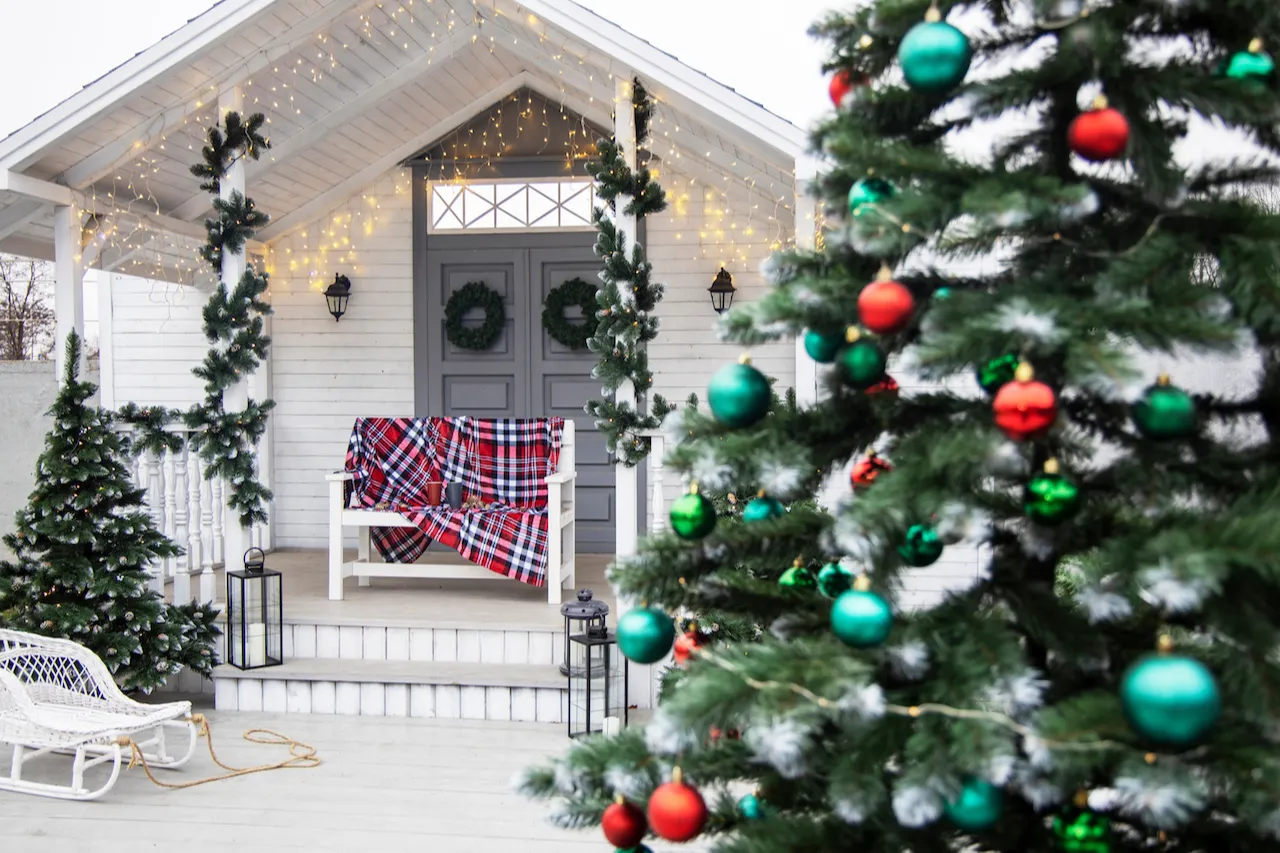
[0, 628, 198, 801]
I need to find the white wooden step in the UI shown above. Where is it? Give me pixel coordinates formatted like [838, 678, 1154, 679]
[283, 623, 564, 667]
[211, 658, 568, 722]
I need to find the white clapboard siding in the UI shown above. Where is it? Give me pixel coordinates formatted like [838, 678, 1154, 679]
[109, 279, 208, 405]
[266, 168, 416, 547]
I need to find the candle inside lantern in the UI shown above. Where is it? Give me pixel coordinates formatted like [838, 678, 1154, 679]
[248, 622, 267, 668]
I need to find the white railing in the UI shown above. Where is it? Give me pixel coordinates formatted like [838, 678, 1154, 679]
[118, 426, 267, 606]
[639, 428, 668, 536]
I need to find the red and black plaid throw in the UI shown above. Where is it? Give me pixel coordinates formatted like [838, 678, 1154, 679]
[344, 417, 564, 587]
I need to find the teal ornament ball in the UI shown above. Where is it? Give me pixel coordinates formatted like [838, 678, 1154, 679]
[838, 339, 887, 390]
[670, 491, 716, 540]
[743, 495, 785, 523]
[898, 19, 972, 93]
[898, 524, 944, 567]
[934, 287, 952, 299]
[616, 607, 676, 664]
[944, 778, 1003, 832]
[848, 177, 896, 217]
[817, 562, 854, 598]
[1224, 41, 1275, 86]
[830, 587, 893, 648]
[708, 360, 772, 428]
[803, 329, 844, 364]
[1120, 653, 1221, 747]
[737, 792, 766, 820]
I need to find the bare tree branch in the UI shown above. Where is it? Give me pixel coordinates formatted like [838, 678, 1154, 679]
[0, 254, 55, 360]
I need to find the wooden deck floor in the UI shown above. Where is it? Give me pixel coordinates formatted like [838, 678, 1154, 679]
[201, 549, 617, 631]
[0, 699, 689, 853]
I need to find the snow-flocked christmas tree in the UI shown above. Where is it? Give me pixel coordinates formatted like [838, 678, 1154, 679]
[0, 333, 219, 693]
[521, 1, 1280, 850]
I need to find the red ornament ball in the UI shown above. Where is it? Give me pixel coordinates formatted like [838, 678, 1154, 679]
[866, 374, 900, 397]
[648, 769, 708, 842]
[851, 452, 893, 489]
[673, 630, 703, 665]
[602, 799, 648, 849]
[829, 68, 867, 106]
[992, 364, 1058, 441]
[858, 276, 916, 335]
[1068, 96, 1130, 162]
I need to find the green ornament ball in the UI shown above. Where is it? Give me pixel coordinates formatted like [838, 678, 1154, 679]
[944, 778, 1003, 832]
[1053, 807, 1112, 853]
[838, 339, 887, 390]
[976, 353, 1020, 395]
[1024, 461, 1081, 526]
[737, 792, 766, 820]
[898, 524, 944, 567]
[817, 562, 854, 598]
[934, 287, 952, 299]
[1224, 42, 1275, 85]
[743, 495, 785, 523]
[616, 607, 676, 665]
[670, 492, 716, 540]
[898, 19, 972, 93]
[830, 587, 893, 648]
[1131, 377, 1196, 440]
[847, 177, 896, 217]
[1120, 652, 1221, 747]
[708, 360, 772, 428]
[779, 563, 817, 589]
[803, 329, 844, 364]
[615, 847, 653, 853]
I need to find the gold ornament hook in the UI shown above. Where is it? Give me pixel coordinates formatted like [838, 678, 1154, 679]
[1014, 362, 1035, 383]
[689, 481, 700, 495]
[1157, 634, 1174, 653]
[876, 262, 894, 282]
[672, 766, 684, 785]
[1043, 458, 1061, 475]
[853, 574, 872, 592]
[1156, 373, 1171, 387]
[924, 4, 942, 23]
[739, 353, 752, 365]
[1091, 93, 1109, 111]
[1250, 37, 1265, 54]
[846, 326, 861, 344]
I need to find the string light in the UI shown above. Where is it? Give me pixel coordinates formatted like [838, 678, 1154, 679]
[69, 0, 801, 307]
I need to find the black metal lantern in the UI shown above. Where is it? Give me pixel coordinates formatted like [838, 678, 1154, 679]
[325, 273, 351, 322]
[708, 267, 736, 314]
[560, 589, 608, 676]
[567, 626, 628, 738]
[226, 548, 283, 670]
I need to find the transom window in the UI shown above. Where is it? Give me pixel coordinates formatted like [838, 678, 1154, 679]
[428, 178, 596, 233]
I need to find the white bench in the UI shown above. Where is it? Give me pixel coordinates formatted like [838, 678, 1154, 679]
[327, 419, 577, 605]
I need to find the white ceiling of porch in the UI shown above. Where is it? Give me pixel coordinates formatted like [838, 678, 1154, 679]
[0, 0, 800, 284]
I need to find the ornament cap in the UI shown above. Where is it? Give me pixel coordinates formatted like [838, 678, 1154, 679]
[1043, 457, 1060, 475]
[1250, 37, 1264, 54]
[738, 353, 751, 365]
[672, 766, 684, 785]
[853, 573, 872, 592]
[1091, 93, 1109, 110]
[1156, 373, 1171, 387]
[757, 489, 766, 498]
[794, 556, 804, 568]
[1014, 362, 1035, 382]
[689, 481, 700, 495]
[858, 34, 874, 49]
[616, 794, 626, 805]
[846, 326, 861, 343]
[876, 262, 894, 282]
[1074, 789, 1089, 808]
[924, 4, 942, 23]
[1157, 634, 1174, 653]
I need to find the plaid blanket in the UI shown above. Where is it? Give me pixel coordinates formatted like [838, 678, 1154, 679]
[344, 417, 564, 587]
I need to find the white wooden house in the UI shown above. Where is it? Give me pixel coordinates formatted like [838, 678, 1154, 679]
[0, 0, 982, 721]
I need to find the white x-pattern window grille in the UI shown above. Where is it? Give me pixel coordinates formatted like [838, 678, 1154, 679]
[428, 179, 596, 233]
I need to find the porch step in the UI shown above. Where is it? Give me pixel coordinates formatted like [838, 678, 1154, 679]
[211, 658, 569, 722]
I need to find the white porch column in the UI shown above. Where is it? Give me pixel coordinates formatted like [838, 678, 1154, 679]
[53, 204, 85, 382]
[793, 156, 819, 407]
[217, 86, 250, 588]
[613, 76, 640, 563]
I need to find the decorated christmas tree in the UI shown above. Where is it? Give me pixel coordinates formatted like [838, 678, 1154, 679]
[521, 1, 1280, 850]
[0, 333, 219, 693]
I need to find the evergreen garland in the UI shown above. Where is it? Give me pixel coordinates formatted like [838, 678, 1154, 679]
[116, 403, 184, 457]
[584, 79, 674, 467]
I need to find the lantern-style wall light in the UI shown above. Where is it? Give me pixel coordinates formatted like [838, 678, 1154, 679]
[325, 273, 352, 322]
[226, 548, 283, 670]
[708, 268, 736, 315]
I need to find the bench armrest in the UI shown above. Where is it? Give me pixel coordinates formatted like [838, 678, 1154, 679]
[326, 471, 354, 482]
[545, 471, 577, 485]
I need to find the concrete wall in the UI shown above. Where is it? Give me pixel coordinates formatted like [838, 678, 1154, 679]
[0, 361, 98, 558]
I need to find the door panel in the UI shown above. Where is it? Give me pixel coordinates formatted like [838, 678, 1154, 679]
[421, 241, 616, 553]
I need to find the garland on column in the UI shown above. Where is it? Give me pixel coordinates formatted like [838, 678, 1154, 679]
[585, 78, 674, 467]
[182, 110, 275, 528]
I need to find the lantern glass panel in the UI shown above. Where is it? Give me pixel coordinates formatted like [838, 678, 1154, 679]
[567, 628, 627, 738]
[226, 568, 284, 670]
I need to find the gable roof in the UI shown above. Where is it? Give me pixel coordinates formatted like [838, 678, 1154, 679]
[0, 0, 806, 282]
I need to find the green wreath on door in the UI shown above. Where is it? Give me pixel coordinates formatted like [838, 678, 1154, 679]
[445, 281, 506, 350]
[541, 277, 598, 351]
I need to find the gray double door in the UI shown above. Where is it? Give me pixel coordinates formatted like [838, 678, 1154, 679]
[419, 233, 614, 553]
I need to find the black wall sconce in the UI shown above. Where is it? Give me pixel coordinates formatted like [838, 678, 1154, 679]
[325, 273, 352, 322]
[708, 267, 736, 315]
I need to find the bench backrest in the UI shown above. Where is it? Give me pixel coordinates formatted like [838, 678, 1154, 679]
[346, 417, 571, 510]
